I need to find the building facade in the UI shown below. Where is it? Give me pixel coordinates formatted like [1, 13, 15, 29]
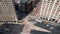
[40, 0, 60, 26]
[0, 0, 18, 23]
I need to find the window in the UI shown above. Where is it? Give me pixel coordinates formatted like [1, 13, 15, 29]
[51, 2, 52, 3]
[43, 17, 45, 19]
[46, 18, 48, 20]
[44, 1, 46, 2]
[59, 6, 60, 7]
[52, 0, 54, 1]
[58, 8, 59, 9]
[52, 19, 55, 21]
[44, 3, 46, 4]
[55, 3, 57, 4]
[49, 19, 51, 21]
[57, 1, 59, 2]
[40, 17, 42, 18]
[1, 2, 5, 4]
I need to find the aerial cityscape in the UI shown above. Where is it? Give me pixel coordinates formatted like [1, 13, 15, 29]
[0, 0, 60, 34]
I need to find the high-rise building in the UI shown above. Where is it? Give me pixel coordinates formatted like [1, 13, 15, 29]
[0, 0, 18, 23]
[40, 0, 60, 26]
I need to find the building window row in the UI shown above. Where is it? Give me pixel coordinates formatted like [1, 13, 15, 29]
[40, 16, 60, 23]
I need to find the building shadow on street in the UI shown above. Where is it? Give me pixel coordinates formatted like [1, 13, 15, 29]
[31, 30, 51, 34]
[0, 23, 24, 34]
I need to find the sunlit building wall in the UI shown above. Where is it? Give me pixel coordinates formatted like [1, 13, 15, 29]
[40, 0, 60, 25]
[0, 0, 18, 23]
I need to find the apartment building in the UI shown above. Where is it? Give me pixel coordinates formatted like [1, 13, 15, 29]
[40, 0, 60, 25]
[0, 0, 18, 23]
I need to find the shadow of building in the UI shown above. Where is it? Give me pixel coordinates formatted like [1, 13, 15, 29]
[0, 23, 24, 34]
